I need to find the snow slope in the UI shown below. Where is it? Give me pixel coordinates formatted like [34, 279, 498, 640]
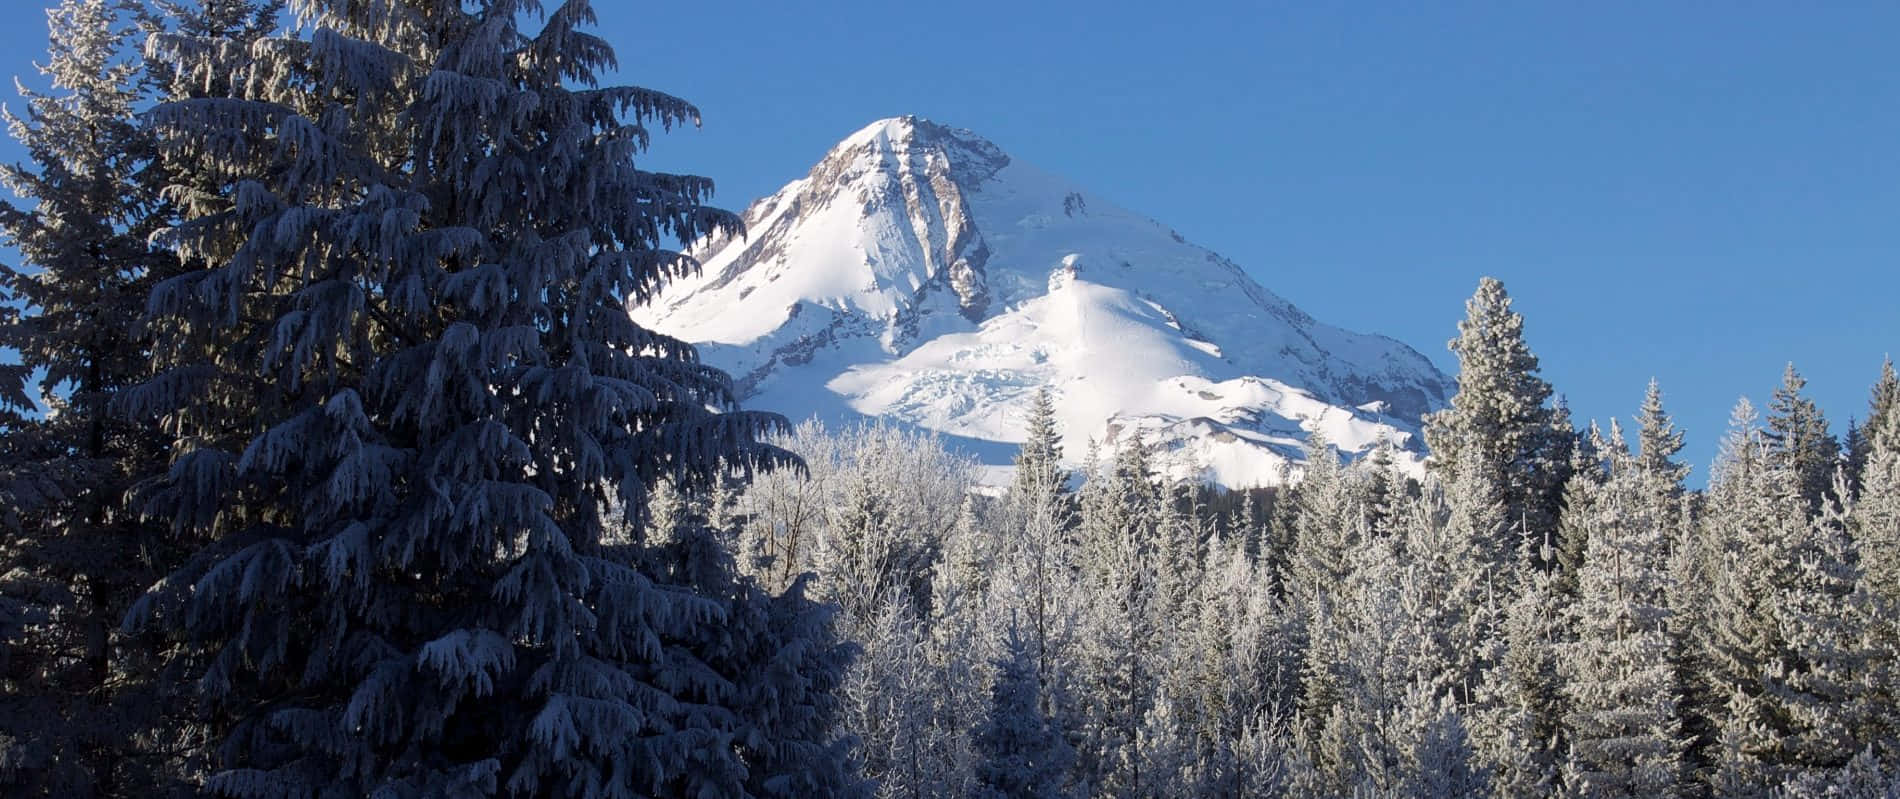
[633, 116, 1453, 487]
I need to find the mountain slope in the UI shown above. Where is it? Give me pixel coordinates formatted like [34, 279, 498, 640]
[633, 116, 1453, 486]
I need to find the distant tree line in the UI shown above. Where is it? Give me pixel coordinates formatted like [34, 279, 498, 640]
[719, 278, 1900, 798]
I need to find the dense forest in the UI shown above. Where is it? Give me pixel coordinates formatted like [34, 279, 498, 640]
[2, 2, 1897, 798]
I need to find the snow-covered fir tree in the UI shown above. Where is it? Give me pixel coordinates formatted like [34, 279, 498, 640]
[1072, 441, 1166, 797]
[0, 1, 197, 792]
[121, 2, 858, 795]
[1558, 426, 1689, 798]
[1423, 277, 1574, 566]
[973, 624, 1074, 799]
[1848, 358, 1898, 499]
[1473, 563, 1568, 798]
[1285, 432, 1367, 728]
[1765, 363, 1844, 515]
[1011, 385, 1068, 503]
[1697, 399, 1867, 791]
[994, 417, 1081, 706]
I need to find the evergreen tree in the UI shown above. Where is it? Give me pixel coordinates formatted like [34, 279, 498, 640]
[1765, 363, 1844, 514]
[1423, 277, 1573, 567]
[1306, 530, 1408, 795]
[1698, 399, 1865, 790]
[1848, 358, 1899, 498]
[1074, 441, 1162, 797]
[1285, 432, 1365, 725]
[1560, 432, 1689, 798]
[1403, 466, 1507, 709]
[1858, 383, 1900, 749]
[1361, 437, 1409, 539]
[0, 1, 193, 792]
[1010, 385, 1067, 502]
[1552, 424, 1607, 599]
[1473, 565, 1567, 798]
[1636, 379, 1691, 494]
[122, 2, 854, 795]
[974, 625, 1074, 799]
[997, 422, 1079, 702]
[1394, 681, 1489, 799]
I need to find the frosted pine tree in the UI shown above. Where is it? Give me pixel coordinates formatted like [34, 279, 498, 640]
[1423, 277, 1574, 566]
[1559, 426, 1689, 798]
[122, 2, 866, 795]
[1306, 529, 1408, 794]
[1765, 363, 1844, 514]
[1393, 680, 1489, 799]
[805, 422, 971, 621]
[1636, 379, 1692, 496]
[1399, 465, 1506, 709]
[1473, 563, 1568, 798]
[1847, 358, 1899, 497]
[1857, 381, 1900, 748]
[973, 624, 1074, 799]
[1285, 432, 1368, 727]
[1550, 434, 1606, 605]
[1698, 399, 1866, 790]
[999, 433, 1079, 698]
[1361, 437, 1409, 539]
[0, 1, 193, 792]
[1010, 385, 1068, 502]
[1073, 442, 1163, 797]
[1152, 481, 1206, 624]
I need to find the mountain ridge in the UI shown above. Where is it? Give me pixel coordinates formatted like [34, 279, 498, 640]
[634, 116, 1454, 486]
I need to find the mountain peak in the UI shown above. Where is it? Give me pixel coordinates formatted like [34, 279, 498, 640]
[816, 115, 1011, 193]
[836, 115, 975, 149]
[636, 118, 1452, 487]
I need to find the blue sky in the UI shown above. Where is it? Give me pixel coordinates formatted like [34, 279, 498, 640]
[4, 1, 1896, 481]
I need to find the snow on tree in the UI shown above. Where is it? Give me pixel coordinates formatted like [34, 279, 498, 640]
[1304, 525, 1407, 794]
[992, 409, 1082, 717]
[973, 624, 1074, 799]
[1010, 385, 1068, 504]
[1697, 399, 1868, 791]
[1284, 431, 1371, 730]
[119, 1, 860, 795]
[0, 0, 200, 792]
[1393, 679, 1490, 799]
[1857, 378, 1900, 750]
[1398, 465, 1506, 709]
[1559, 426, 1689, 797]
[1423, 276, 1574, 567]
[1848, 359, 1899, 498]
[1472, 564, 1568, 798]
[1766, 363, 1844, 515]
[729, 421, 979, 798]
[1361, 437, 1410, 540]
[1636, 379, 1692, 498]
[738, 421, 972, 622]
[1073, 440, 1165, 797]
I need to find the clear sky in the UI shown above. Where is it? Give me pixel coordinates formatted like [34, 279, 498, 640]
[3, 1, 1896, 483]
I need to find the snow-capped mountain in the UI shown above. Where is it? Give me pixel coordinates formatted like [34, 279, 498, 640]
[633, 116, 1453, 487]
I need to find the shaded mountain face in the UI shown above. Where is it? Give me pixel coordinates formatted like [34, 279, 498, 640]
[633, 116, 1453, 487]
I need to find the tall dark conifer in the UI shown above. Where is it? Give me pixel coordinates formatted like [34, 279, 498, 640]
[0, 1, 190, 792]
[121, 1, 853, 795]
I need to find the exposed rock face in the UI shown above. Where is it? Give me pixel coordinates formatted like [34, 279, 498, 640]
[634, 116, 1454, 487]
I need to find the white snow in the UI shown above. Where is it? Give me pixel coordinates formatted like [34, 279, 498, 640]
[633, 116, 1451, 487]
